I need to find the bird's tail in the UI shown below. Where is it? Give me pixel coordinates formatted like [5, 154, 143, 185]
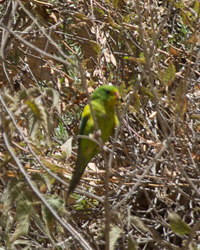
[67, 147, 98, 200]
[66, 155, 89, 199]
[66, 169, 83, 199]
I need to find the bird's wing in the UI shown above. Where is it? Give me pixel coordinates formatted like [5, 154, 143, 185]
[79, 104, 94, 136]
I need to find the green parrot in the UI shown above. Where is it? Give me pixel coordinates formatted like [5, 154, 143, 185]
[67, 85, 119, 198]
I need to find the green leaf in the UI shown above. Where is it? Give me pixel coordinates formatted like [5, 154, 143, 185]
[175, 80, 187, 119]
[3, 91, 15, 104]
[180, 9, 195, 26]
[26, 99, 47, 123]
[193, 1, 200, 15]
[109, 225, 122, 250]
[140, 86, 154, 99]
[190, 114, 200, 121]
[174, 0, 184, 9]
[89, 40, 101, 55]
[2, 179, 25, 215]
[45, 88, 60, 113]
[127, 235, 138, 250]
[130, 216, 149, 233]
[27, 109, 39, 141]
[108, 14, 121, 30]
[11, 201, 30, 242]
[162, 61, 176, 85]
[26, 99, 48, 137]
[31, 172, 52, 192]
[132, 91, 140, 112]
[14, 89, 27, 104]
[169, 212, 191, 235]
[61, 137, 73, 160]
[73, 12, 89, 21]
[42, 195, 65, 231]
[41, 159, 64, 173]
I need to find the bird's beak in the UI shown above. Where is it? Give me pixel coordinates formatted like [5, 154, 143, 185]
[115, 91, 120, 99]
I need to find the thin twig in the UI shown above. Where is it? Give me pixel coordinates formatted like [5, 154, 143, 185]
[0, 93, 104, 203]
[1, 120, 93, 250]
[110, 138, 170, 214]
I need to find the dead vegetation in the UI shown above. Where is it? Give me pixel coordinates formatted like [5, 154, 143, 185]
[0, 0, 200, 249]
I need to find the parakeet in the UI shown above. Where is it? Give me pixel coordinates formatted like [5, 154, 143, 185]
[67, 85, 119, 198]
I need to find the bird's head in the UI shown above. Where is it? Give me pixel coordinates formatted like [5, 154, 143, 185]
[91, 85, 119, 106]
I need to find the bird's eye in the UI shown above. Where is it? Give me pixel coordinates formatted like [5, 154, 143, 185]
[105, 90, 110, 94]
